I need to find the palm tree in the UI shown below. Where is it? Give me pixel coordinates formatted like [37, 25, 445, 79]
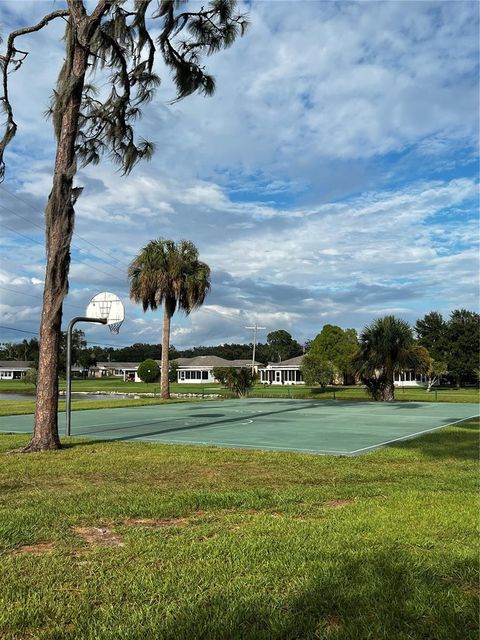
[355, 315, 429, 402]
[128, 239, 210, 399]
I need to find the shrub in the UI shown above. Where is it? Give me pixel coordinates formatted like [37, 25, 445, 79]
[301, 355, 337, 388]
[137, 359, 160, 383]
[214, 367, 257, 398]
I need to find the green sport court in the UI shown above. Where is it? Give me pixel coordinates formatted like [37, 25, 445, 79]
[1, 399, 478, 455]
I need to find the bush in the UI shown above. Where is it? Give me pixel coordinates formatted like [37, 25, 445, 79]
[23, 367, 38, 388]
[301, 355, 337, 388]
[137, 359, 160, 383]
[213, 367, 257, 398]
[169, 360, 179, 383]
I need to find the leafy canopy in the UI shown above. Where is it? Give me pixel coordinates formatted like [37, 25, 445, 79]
[0, 0, 249, 178]
[309, 325, 358, 375]
[137, 359, 160, 383]
[128, 239, 211, 318]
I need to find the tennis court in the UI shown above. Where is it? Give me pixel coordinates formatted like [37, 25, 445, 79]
[1, 398, 478, 455]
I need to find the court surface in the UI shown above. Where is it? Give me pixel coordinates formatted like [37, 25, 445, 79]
[1, 399, 478, 455]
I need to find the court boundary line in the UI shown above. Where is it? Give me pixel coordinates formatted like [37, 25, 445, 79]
[348, 414, 479, 454]
[137, 436, 349, 455]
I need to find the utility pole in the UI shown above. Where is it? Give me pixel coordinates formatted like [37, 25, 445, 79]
[245, 323, 266, 371]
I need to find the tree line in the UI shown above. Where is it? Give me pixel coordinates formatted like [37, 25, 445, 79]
[5, 309, 478, 394]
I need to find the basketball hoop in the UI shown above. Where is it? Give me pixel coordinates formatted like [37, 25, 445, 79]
[86, 291, 125, 334]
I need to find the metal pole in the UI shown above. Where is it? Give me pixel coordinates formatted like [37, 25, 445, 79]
[66, 316, 107, 437]
[245, 323, 265, 372]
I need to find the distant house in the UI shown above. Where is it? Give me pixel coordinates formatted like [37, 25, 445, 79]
[90, 362, 144, 381]
[259, 355, 305, 385]
[394, 370, 428, 387]
[0, 360, 32, 380]
[175, 356, 261, 384]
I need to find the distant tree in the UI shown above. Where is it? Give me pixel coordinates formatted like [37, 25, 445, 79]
[301, 355, 337, 388]
[426, 359, 448, 392]
[445, 309, 480, 387]
[415, 312, 448, 362]
[23, 367, 38, 389]
[129, 239, 210, 399]
[309, 325, 359, 383]
[212, 367, 230, 386]
[0, 0, 247, 451]
[168, 360, 179, 384]
[215, 368, 257, 399]
[266, 330, 302, 362]
[59, 329, 87, 376]
[137, 359, 160, 384]
[77, 351, 97, 377]
[354, 316, 428, 402]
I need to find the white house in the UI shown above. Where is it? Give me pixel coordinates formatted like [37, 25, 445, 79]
[175, 356, 261, 383]
[90, 362, 144, 381]
[0, 360, 32, 380]
[394, 370, 429, 387]
[259, 355, 305, 385]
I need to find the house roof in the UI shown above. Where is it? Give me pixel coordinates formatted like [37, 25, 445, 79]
[0, 360, 33, 369]
[175, 356, 262, 368]
[267, 355, 305, 367]
[95, 362, 144, 369]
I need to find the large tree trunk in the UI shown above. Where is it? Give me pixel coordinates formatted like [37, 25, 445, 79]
[383, 363, 395, 402]
[161, 309, 171, 400]
[25, 21, 88, 452]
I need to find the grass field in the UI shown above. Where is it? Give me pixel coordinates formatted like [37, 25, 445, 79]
[0, 418, 478, 639]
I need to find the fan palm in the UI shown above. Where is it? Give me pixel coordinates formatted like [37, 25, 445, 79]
[128, 239, 211, 399]
[355, 315, 428, 402]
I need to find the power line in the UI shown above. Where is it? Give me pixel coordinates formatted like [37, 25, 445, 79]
[0, 220, 127, 285]
[0, 285, 87, 313]
[0, 185, 133, 270]
[0, 200, 129, 276]
[0, 324, 133, 349]
[0, 221, 45, 246]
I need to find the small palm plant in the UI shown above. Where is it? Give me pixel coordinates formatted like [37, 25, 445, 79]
[128, 239, 210, 399]
[354, 315, 429, 402]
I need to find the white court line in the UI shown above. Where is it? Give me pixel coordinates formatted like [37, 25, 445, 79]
[136, 436, 349, 455]
[349, 414, 479, 454]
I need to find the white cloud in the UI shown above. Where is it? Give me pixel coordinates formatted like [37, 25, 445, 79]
[0, 1, 477, 347]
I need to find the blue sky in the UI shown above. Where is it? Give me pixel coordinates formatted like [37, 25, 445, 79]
[0, 0, 478, 350]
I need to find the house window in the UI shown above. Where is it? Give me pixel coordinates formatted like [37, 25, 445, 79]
[202, 370, 208, 380]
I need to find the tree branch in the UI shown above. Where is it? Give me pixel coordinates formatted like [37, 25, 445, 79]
[0, 8, 70, 180]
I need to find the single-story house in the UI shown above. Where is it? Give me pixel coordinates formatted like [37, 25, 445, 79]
[259, 355, 305, 385]
[0, 360, 33, 380]
[394, 370, 429, 387]
[90, 362, 144, 381]
[175, 356, 261, 384]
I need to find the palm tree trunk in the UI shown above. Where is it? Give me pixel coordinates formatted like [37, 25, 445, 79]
[161, 309, 171, 400]
[24, 25, 88, 452]
[383, 363, 395, 402]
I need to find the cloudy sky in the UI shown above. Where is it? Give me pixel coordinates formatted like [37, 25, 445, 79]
[0, 0, 478, 351]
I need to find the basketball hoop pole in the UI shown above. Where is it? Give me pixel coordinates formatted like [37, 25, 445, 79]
[66, 316, 107, 437]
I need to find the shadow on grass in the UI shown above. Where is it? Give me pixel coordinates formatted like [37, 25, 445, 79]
[388, 419, 480, 460]
[153, 548, 477, 640]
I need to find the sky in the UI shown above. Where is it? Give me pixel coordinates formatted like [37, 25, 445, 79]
[0, 0, 478, 351]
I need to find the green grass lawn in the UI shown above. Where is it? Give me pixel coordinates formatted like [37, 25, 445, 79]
[0, 418, 478, 639]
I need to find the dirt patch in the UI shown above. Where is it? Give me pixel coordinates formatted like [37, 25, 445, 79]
[73, 527, 124, 547]
[323, 499, 353, 508]
[124, 517, 189, 528]
[317, 613, 343, 635]
[461, 583, 480, 597]
[11, 542, 55, 556]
